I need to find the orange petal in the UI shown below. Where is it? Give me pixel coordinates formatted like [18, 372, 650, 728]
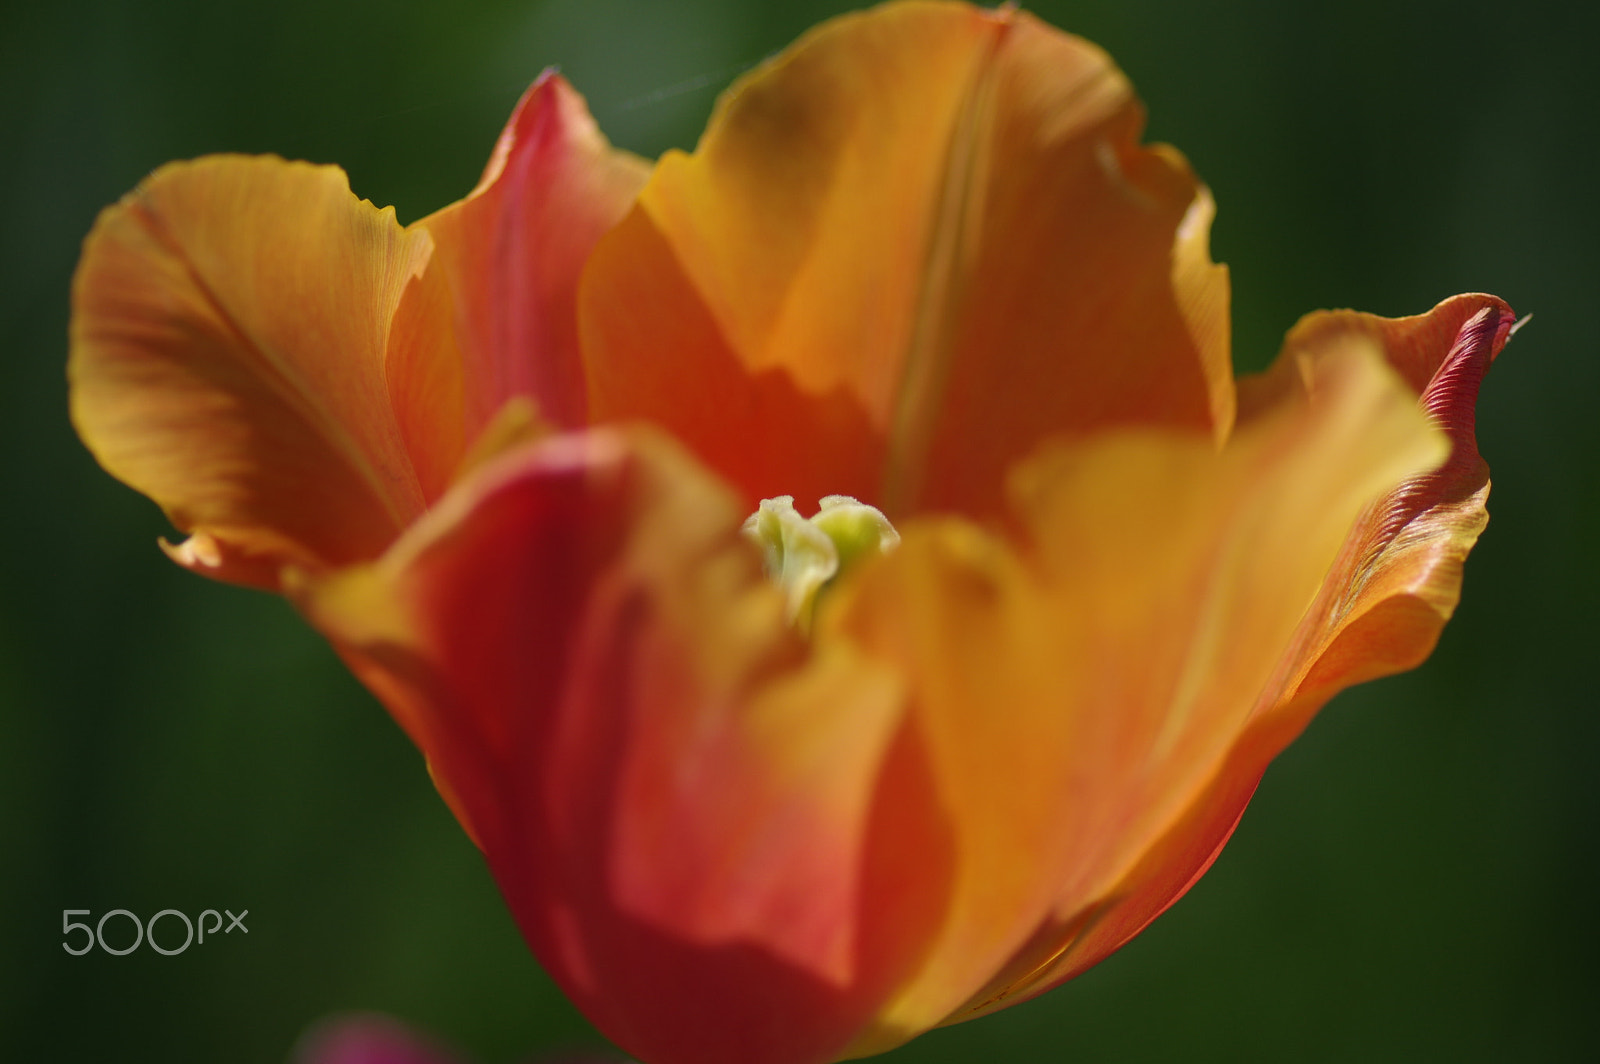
[926, 294, 1516, 1025]
[291, 428, 915, 1064]
[69, 155, 437, 588]
[581, 205, 886, 511]
[385, 254, 469, 504]
[582, 2, 1229, 517]
[417, 73, 649, 437]
[832, 338, 1443, 1052]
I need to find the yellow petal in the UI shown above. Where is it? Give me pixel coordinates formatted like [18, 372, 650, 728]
[583, 1, 1230, 517]
[831, 338, 1444, 1052]
[919, 294, 1518, 1029]
[69, 155, 437, 587]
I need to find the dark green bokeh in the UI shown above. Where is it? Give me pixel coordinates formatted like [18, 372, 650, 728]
[2, 1, 1593, 1060]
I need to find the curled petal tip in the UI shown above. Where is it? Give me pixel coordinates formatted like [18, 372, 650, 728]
[158, 532, 295, 591]
[161, 533, 221, 570]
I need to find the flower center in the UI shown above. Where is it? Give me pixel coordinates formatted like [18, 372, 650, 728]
[741, 495, 900, 631]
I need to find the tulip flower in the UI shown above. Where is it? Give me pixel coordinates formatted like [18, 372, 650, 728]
[293, 1014, 464, 1064]
[292, 1012, 624, 1064]
[68, 2, 1515, 1063]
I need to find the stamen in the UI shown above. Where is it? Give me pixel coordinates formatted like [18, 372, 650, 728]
[742, 495, 900, 631]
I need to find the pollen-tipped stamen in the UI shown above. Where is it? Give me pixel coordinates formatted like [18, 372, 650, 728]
[741, 495, 900, 631]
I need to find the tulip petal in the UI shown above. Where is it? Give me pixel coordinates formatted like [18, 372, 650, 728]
[581, 0, 1229, 517]
[418, 73, 650, 436]
[69, 155, 438, 587]
[1249, 293, 1517, 714]
[929, 294, 1516, 1024]
[385, 257, 469, 504]
[292, 429, 913, 1064]
[831, 339, 1444, 1051]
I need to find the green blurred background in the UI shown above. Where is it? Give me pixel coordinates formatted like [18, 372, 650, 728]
[2, 0, 1594, 1060]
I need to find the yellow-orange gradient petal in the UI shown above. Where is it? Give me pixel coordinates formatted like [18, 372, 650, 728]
[69, 156, 438, 588]
[291, 429, 923, 1064]
[922, 294, 1517, 1028]
[418, 74, 650, 437]
[384, 256, 469, 506]
[582, 0, 1230, 518]
[830, 339, 1444, 1054]
[1248, 294, 1517, 720]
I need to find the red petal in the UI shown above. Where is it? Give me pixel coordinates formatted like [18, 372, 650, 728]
[416, 74, 649, 437]
[291, 430, 914, 1064]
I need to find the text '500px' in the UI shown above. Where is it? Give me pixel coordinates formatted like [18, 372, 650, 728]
[62, 908, 248, 955]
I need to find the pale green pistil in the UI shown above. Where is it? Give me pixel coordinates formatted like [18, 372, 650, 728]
[741, 495, 900, 630]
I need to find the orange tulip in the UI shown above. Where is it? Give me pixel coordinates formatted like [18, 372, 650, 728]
[68, 3, 1515, 1063]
